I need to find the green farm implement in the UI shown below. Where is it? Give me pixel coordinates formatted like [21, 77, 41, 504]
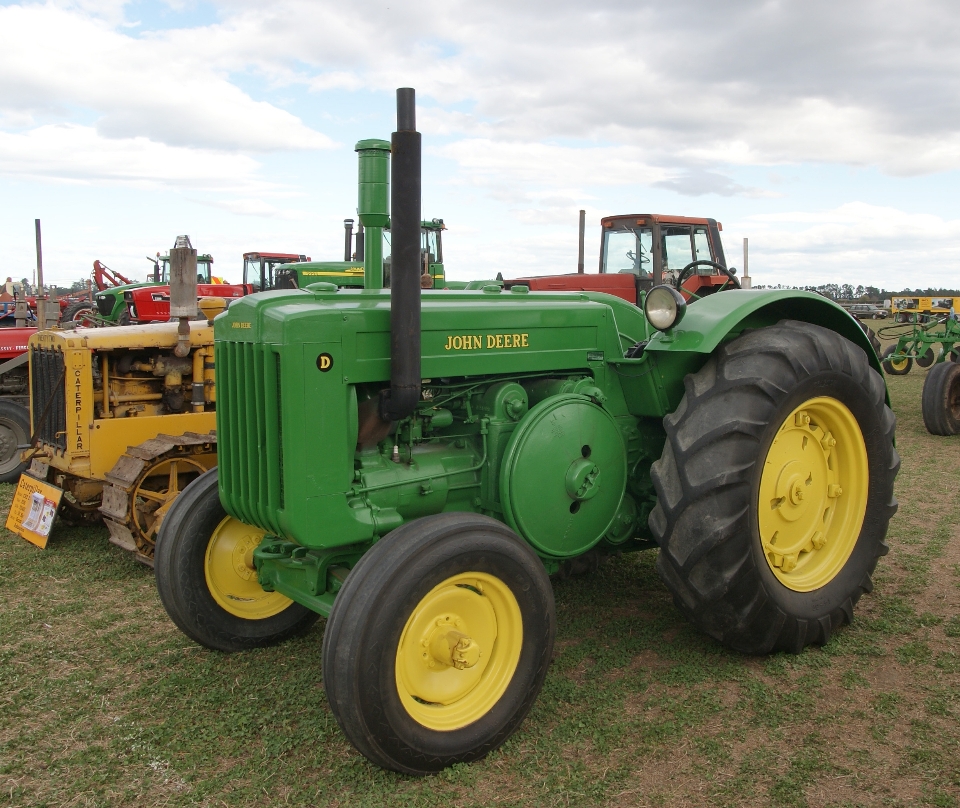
[876, 315, 960, 435]
[878, 314, 960, 376]
[155, 90, 899, 774]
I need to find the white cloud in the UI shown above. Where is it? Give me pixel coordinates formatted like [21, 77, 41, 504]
[0, 3, 333, 152]
[728, 203, 960, 289]
[0, 123, 275, 191]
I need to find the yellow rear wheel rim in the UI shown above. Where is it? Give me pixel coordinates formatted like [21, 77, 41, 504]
[889, 356, 909, 371]
[204, 516, 293, 619]
[395, 572, 523, 732]
[758, 397, 869, 592]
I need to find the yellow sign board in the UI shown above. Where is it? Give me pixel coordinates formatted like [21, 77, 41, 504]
[5, 474, 64, 549]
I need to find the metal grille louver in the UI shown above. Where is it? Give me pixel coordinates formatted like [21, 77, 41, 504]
[30, 347, 67, 452]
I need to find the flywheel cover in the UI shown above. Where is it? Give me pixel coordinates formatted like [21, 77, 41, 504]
[499, 393, 626, 558]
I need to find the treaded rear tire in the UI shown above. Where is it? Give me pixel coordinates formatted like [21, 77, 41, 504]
[921, 361, 960, 435]
[322, 512, 555, 775]
[60, 301, 97, 325]
[649, 320, 899, 654]
[154, 468, 320, 651]
[0, 400, 29, 483]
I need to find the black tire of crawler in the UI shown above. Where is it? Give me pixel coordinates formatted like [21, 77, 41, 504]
[322, 512, 556, 776]
[649, 320, 899, 655]
[153, 467, 320, 652]
[921, 360, 960, 435]
[881, 344, 912, 375]
[0, 400, 30, 483]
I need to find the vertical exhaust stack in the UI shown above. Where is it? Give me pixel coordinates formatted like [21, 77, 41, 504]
[343, 219, 355, 261]
[379, 88, 422, 423]
[169, 235, 198, 358]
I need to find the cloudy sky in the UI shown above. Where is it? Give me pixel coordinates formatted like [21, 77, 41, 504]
[1, 0, 959, 289]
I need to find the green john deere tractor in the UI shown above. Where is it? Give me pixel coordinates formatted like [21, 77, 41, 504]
[155, 90, 899, 775]
[89, 251, 215, 324]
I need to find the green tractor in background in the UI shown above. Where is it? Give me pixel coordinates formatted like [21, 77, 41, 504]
[155, 90, 899, 775]
[90, 251, 216, 324]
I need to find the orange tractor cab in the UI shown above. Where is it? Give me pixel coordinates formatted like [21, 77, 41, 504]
[504, 214, 735, 305]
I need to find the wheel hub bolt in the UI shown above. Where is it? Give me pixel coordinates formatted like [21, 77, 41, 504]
[828, 484, 843, 498]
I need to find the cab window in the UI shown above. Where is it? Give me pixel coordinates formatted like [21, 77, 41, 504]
[244, 256, 265, 291]
[662, 227, 694, 277]
[601, 228, 652, 276]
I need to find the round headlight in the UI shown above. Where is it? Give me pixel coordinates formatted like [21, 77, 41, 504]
[644, 285, 687, 332]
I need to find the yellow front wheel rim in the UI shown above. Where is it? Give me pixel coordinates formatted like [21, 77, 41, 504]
[889, 356, 909, 371]
[395, 572, 523, 732]
[204, 516, 293, 620]
[758, 397, 869, 592]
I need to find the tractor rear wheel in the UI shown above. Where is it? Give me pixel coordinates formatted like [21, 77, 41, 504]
[650, 321, 898, 654]
[921, 361, 960, 435]
[60, 301, 97, 326]
[154, 468, 320, 651]
[322, 512, 555, 775]
[0, 400, 29, 483]
[881, 345, 912, 375]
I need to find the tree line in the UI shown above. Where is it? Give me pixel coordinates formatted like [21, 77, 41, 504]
[753, 284, 960, 301]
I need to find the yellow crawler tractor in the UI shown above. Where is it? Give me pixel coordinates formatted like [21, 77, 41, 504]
[21, 244, 220, 565]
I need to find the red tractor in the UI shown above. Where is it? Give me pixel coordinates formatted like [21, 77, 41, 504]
[123, 252, 308, 324]
[504, 214, 737, 303]
[0, 327, 36, 482]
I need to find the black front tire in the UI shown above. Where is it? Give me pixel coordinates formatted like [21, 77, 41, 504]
[921, 361, 960, 435]
[154, 468, 320, 652]
[0, 400, 29, 483]
[650, 321, 898, 654]
[322, 512, 555, 775]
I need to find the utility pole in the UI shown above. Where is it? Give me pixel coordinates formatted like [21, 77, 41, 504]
[577, 210, 586, 274]
[35, 219, 43, 294]
[35, 219, 58, 328]
[742, 237, 752, 289]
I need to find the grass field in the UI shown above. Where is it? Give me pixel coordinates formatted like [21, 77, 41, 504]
[1, 369, 958, 807]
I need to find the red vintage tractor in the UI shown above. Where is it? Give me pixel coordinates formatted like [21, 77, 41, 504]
[504, 214, 737, 304]
[123, 252, 309, 324]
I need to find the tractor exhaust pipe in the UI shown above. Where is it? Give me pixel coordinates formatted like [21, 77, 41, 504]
[343, 219, 354, 261]
[379, 88, 421, 422]
[169, 235, 198, 358]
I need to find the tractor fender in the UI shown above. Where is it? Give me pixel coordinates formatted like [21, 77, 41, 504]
[644, 289, 882, 375]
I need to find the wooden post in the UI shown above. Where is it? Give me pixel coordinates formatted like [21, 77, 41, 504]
[577, 210, 586, 274]
[742, 237, 752, 289]
[35, 219, 43, 293]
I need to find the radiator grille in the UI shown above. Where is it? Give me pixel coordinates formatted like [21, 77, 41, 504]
[95, 295, 114, 316]
[30, 347, 67, 452]
[215, 340, 283, 534]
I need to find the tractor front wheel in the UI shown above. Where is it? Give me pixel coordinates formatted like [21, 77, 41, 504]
[322, 512, 555, 775]
[154, 468, 320, 651]
[650, 321, 898, 654]
[921, 361, 960, 435]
